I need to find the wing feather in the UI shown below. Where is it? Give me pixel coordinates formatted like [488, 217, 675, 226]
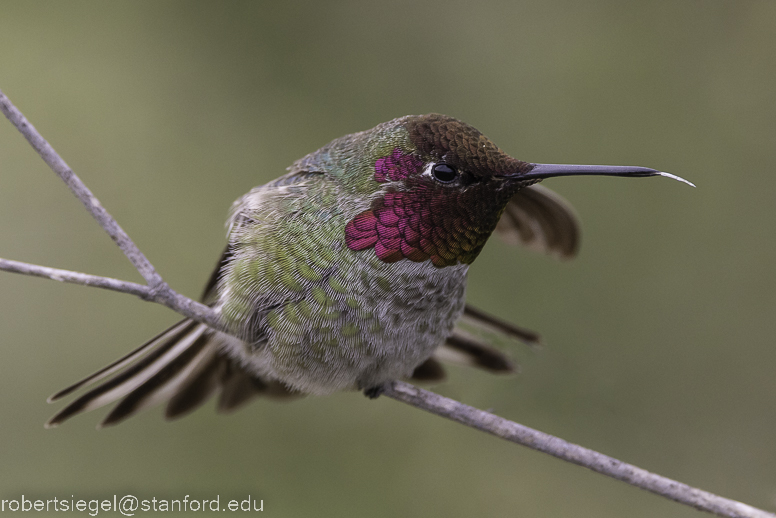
[494, 184, 580, 259]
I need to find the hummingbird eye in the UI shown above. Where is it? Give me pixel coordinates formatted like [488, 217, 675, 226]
[431, 163, 458, 183]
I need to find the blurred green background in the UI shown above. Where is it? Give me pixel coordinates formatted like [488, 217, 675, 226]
[2, 1, 775, 516]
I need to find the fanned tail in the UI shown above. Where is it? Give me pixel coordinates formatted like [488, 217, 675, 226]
[48, 306, 538, 425]
[46, 319, 297, 428]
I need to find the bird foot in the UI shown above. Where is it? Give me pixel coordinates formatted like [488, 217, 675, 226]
[363, 384, 387, 399]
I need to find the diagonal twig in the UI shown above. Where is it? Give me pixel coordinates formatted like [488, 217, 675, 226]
[383, 381, 775, 518]
[0, 90, 163, 290]
[1, 87, 773, 518]
[0, 88, 224, 333]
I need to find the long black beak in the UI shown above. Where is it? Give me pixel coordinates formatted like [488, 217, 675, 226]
[519, 163, 695, 187]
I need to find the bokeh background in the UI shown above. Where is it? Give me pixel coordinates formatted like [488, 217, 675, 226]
[2, 1, 775, 516]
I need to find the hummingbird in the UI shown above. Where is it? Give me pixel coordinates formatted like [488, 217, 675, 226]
[45, 114, 691, 427]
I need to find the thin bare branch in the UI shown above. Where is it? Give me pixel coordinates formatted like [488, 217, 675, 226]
[0, 87, 226, 333]
[383, 381, 775, 518]
[0, 256, 225, 332]
[2, 87, 774, 518]
[0, 258, 152, 298]
[0, 88, 164, 290]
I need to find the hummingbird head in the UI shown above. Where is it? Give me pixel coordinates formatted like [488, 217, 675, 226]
[297, 114, 691, 268]
[341, 114, 538, 267]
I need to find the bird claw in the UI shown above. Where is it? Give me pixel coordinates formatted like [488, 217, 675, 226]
[363, 384, 387, 399]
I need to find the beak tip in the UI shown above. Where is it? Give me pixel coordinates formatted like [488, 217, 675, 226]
[655, 171, 696, 188]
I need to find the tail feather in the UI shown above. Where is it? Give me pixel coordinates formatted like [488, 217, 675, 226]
[462, 305, 541, 347]
[47, 319, 194, 403]
[47, 319, 300, 427]
[408, 357, 446, 382]
[165, 353, 226, 420]
[435, 329, 518, 374]
[99, 331, 213, 427]
[46, 320, 205, 427]
[217, 362, 300, 413]
[217, 364, 264, 413]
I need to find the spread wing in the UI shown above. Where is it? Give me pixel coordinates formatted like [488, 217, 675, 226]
[494, 184, 580, 259]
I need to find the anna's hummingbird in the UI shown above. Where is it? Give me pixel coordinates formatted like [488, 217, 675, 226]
[46, 114, 690, 427]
